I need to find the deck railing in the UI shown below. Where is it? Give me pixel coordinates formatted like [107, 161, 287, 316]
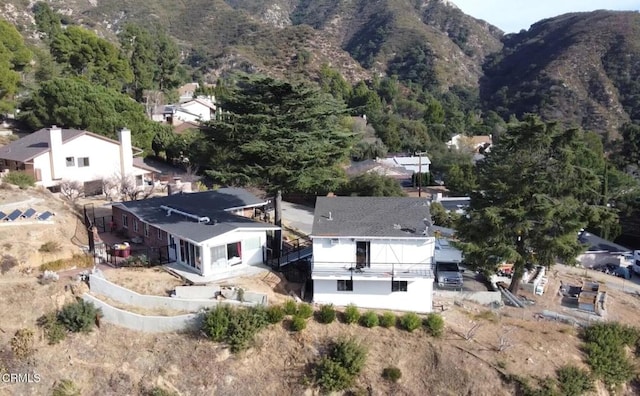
[312, 261, 434, 279]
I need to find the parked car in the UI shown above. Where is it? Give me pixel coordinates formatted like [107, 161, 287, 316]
[593, 263, 631, 279]
[435, 262, 464, 289]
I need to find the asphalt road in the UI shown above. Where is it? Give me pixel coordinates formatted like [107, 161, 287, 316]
[280, 201, 314, 235]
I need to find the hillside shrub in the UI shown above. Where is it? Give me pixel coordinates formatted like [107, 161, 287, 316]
[556, 365, 594, 396]
[39, 241, 62, 253]
[202, 306, 269, 353]
[57, 300, 102, 333]
[10, 328, 34, 359]
[400, 313, 422, 332]
[343, 304, 360, 324]
[382, 366, 402, 383]
[0, 254, 18, 274]
[380, 312, 397, 328]
[40, 254, 93, 272]
[424, 313, 445, 337]
[37, 312, 67, 345]
[317, 304, 337, 324]
[314, 338, 368, 392]
[146, 387, 178, 396]
[4, 171, 35, 189]
[360, 311, 379, 328]
[52, 379, 81, 396]
[203, 305, 233, 342]
[265, 305, 285, 324]
[582, 322, 639, 388]
[291, 315, 307, 332]
[283, 299, 297, 315]
[297, 303, 314, 319]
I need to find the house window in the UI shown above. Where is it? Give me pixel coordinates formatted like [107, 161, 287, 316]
[179, 239, 201, 269]
[226, 242, 242, 265]
[392, 281, 408, 292]
[65, 157, 74, 167]
[133, 220, 138, 232]
[210, 245, 226, 267]
[78, 157, 90, 167]
[356, 241, 370, 269]
[337, 280, 353, 292]
[122, 214, 128, 228]
[157, 228, 163, 240]
[143, 223, 149, 237]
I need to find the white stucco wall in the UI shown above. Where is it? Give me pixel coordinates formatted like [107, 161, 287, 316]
[180, 102, 212, 122]
[578, 252, 627, 268]
[312, 237, 435, 267]
[173, 229, 268, 277]
[313, 278, 433, 313]
[33, 134, 134, 187]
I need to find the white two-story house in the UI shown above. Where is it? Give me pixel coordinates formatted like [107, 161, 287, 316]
[311, 197, 435, 313]
[0, 126, 152, 194]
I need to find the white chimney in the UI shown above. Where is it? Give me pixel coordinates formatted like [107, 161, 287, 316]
[48, 125, 64, 180]
[118, 128, 133, 177]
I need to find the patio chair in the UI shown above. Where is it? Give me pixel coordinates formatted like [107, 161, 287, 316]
[5, 209, 22, 222]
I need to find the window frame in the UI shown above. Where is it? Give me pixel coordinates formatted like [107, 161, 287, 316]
[143, 222, 149, 237]
[122, 214, 128, 228]
[78, 157, 90, 167]
[391, 280, 408, 292]
[65, 157, 75, 167]
[337, 280, 353, 292]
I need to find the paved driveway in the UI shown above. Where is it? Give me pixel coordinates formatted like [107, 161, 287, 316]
[281, 201, 314, 235]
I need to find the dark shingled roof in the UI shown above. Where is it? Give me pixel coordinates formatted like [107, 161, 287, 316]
[579, 231, 631, 254]
[312, 197, 433, 238]
[0, 128, 85, 162]
[116, 188, 276, 243]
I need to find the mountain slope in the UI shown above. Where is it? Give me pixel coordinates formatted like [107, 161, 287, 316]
[481, 10, 640, 137]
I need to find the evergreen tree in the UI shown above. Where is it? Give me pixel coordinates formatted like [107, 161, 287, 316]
[0, 20, 32, 113]
[456, 115, 617, 292]
[201, 73, 354, 194]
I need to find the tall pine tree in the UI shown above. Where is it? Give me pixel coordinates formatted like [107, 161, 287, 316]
[457, 115, 617, 292]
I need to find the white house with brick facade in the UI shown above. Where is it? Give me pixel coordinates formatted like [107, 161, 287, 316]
[111, 188, 279, 278]
[311, 197, 435, 313]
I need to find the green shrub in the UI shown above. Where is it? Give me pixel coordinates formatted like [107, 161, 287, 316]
[37, 312, 67, 345]
[39, 241, 62, 253]
[283, 299, 297, 315]
[400, 313, 422, 332]
[556, 365, 594, 396]
[146, 387, 178, 396]
[314, 338, 368, 392]
[57, 300, 102, 333]
[380, 312, 397, 328]
[317, 304, 337, 324]
[382, 366, 402, 383]
[10, 328, 34, 359]
[4, 171, 35, 189]
[226, 307, 269, 352]
[52, 379, 81, 396]
[582, 322, 640, 388]
[424, 313, 445, 337]
[265, 305, 285, 324]
[40, 254, 94, 272]
[291, 315, 307, 332]
[0, 254, 18, 274]
[360, 311, 379, 328]
[297, 303, 314, 319]
[203, 305, 233, 342]
[343, 304, 360, 324]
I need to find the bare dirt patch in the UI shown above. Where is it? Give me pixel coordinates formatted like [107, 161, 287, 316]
[103, 267, 184, 296]
[216, 270, 300, 304]
[0, 186, 88, 272]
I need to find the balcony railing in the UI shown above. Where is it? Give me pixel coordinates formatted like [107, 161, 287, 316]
[312, 261, 434, 279]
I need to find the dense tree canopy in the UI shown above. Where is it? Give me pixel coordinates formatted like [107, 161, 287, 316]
[339, 173, 406, 197]
[457, 115, 618, 292]
[201, 74, 354, 194]
[0, 19, 32, 112]
[18, 77, 165, 150]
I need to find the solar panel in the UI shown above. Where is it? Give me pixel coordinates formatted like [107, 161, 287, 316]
[0, 211, 6, 221]
[37, 211, 54, 221]
[21, 208, 36, 219]
[5, 209, 22, 221]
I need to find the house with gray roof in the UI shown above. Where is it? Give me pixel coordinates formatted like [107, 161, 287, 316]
[310, 196, 435, 313]
[577, 230, 633, 268]
[111, 188, 279, 278]
[0, 126, 154, 193]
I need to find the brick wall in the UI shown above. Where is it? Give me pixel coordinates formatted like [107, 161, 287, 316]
[111, 205, 168, 248]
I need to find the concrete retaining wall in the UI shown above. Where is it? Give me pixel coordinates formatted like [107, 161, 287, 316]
[89, 271, 265, 313]
[82, 294, 202, 333]
[433, 290, 502, 305]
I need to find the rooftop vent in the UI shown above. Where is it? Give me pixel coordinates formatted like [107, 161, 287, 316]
[328, 211, 333, 221]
